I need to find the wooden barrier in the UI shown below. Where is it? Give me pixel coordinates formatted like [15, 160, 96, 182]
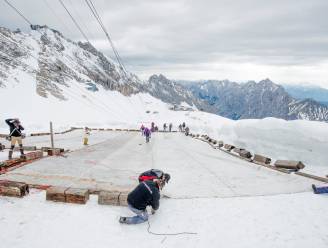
[48, 148, 62, 156]
[295, 172, 328, 183]
[23, 151, 43, 161]
[98, 191, 128, 206]
[30, 132, 51, 136]
[224, 144, 235, 151]
[253, 154, 271, 164]
[14, 146, 37, 152]
[119, 192, 128, 206]
[0, 180, 29, 197]
[98, 191, 120, 205]
[240, 150, 252, 159]
[274, 160, 305, 170]
[46, 186, 67, 202]
[65, 188, 89, 204]
[46, 186, 89, 204]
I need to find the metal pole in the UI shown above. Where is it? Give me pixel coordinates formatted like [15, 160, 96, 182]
[50, 121, 54, 149]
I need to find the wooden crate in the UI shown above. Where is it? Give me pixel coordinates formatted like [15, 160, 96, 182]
[253, 154, 271, 164]
[24, 151, 43, 161]
[224, 144, 235, 151]
[98, 191, 120, 205]
[274, 160, 305, 170]
[47, 148, 61, 156]
[119, 192, 129, 206]
[65, 188, 89, 204]
[239, 150, 252, 159]
[0, 180, 29, 197]
[46, 186, 67, 202]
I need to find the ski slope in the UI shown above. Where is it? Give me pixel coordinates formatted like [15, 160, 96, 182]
[0, 132, 327, 248]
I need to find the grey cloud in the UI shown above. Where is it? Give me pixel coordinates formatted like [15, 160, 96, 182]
[0, 0, 327, 83]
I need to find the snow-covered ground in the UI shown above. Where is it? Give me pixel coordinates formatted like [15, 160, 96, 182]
[1, 190, 327, 248]
[1, 132, 327, 248]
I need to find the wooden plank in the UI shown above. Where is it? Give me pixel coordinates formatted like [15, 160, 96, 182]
[295, 172, 328, 183]
[0, 180, 29, 197]
[65, 188, 89, 204]
[46, 186, 67, 202]
[224, 144, 235, 151]
[119, 192, 129, 206]
[275, 160, 305, 170]
[98, 191, 120, 205]
[47, 148, 61, 156]
[253, 154, 271, 164]
[239, 150, 252, 159]
[23, 151, 43, 161]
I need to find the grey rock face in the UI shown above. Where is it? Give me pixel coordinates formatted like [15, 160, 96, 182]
[0, 25, 141, 99]
[184, 79, 328, 122]
[144, 74, 215, 112]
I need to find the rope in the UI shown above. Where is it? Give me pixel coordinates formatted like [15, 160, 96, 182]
[58, 0, 90, 43]
[147, 220, 197, 236]
[3, 0, 32, 25]
[84, 0, 127, 75]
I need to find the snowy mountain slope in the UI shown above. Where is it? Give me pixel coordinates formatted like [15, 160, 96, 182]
[0, 25, 327, 174]
[0, 25, 141, 99]
[145, 74, 214, 112]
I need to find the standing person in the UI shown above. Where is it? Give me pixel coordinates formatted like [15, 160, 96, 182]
[144, 127, 151, 143]
[140, 124, 145, 136]
[169, 123, 173, 132]
[119, 179, 165, 224]
[163, 123, 167, 132]
[5, 118, 25, 159]
[185, 126, 190, 136]
[151, 122, 155, 132]
[178, 124, 182, 132]
[83, 127, 90, 145]
[182, 122, 186, 131]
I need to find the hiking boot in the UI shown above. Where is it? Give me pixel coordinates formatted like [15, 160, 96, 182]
[119, 217, 127, 224]
[312, 184, 317, 194]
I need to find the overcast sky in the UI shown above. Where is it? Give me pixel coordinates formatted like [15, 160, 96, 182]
[1, 0, 328, 88]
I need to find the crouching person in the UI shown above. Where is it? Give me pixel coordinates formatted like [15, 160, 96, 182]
[119, 179, 164, 224]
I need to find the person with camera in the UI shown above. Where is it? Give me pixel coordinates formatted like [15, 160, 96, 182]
[5, 118, 25, 160]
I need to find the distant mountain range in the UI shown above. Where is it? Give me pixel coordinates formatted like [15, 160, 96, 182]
[283, 84, 328, 106]
[1, 25, 327, 122]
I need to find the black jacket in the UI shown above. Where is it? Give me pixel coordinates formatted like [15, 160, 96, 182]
[5, 119, 24, 137]
[127, 180, 160, 211]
